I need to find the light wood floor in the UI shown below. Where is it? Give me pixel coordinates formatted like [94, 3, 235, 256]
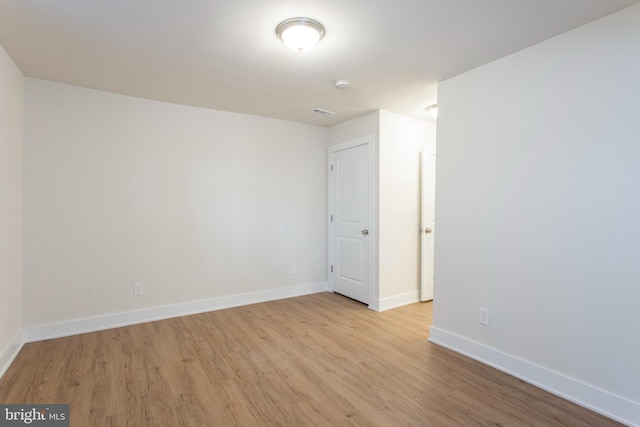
[0, 292, 622, 426]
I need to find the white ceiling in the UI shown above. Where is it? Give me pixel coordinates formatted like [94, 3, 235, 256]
[1, 0, 638, 127]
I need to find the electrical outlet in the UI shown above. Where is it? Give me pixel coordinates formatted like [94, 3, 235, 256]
[291, 265, 297, 274]
[134, 282, 144, 296]
[479, 308, 490, 326]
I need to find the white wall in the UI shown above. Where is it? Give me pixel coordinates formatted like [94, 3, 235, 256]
[378, 111, 434, 304]
[0, 43, 23, 376]
[432, 4, 640, 425]
[328, 111, 379, 146]
[328, 110, 434, 309]
[23, 79, 328, 331]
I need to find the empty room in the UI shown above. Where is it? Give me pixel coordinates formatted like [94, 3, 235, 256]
[1, 1, 639, 426]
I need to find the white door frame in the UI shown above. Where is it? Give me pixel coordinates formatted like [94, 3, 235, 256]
[327, 135, 377, 309]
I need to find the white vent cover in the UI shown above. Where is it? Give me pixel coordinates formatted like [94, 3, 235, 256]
[311, 108, 336, 115]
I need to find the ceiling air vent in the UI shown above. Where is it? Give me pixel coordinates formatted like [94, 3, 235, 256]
[311, 108, 336, 115]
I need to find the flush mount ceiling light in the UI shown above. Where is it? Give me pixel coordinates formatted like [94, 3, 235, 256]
[276, 17, 325, 53]
[426, 104, 438, 118]
[334, 79, 351, 89]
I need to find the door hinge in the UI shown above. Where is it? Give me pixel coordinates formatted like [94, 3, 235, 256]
[330, 164, 333, 172]
[330, 214, 333, 222]
[331, 265, 333, 273]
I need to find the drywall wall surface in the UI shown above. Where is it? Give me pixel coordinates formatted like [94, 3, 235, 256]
[0, 42, 23, 372]
[433, 2, 640, 417]
[23, 79, 328, 326]
[328, 111, 379, 147]
[328, 110, 435, 307]
[378, 111, 433, 300]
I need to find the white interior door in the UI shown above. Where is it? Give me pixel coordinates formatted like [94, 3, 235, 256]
[329, 143, 370, 304]
[421, 146, 436, 301]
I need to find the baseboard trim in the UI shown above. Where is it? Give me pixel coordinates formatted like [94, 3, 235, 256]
[23, 282, 329, 343]
[0, 331, 24, 380]
[374, 290, 420, 312]
[429, 326, 639, 427]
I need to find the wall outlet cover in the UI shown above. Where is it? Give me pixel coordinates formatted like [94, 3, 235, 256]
[134, 282, 144, 296]
[479, 308, 490, 326]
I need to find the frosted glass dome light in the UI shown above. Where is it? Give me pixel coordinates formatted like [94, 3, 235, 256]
[276, 18, 325, 53]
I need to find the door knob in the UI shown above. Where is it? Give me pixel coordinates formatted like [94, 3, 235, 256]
[361, 229, 369, 235]
[423, 228, 432, 234]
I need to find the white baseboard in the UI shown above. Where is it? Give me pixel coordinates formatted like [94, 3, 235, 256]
[373, 290, 420, 312]
[23, 282, 328, 343]
[429, 326, 639, 427]
[0, 331, 24, 380]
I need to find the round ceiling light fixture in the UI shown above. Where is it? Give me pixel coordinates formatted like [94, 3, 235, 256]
[276, 17, 325, 53]
[426, 104, 438, 118]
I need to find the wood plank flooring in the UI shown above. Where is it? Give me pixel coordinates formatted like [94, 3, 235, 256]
[0, 292, 622, 426]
